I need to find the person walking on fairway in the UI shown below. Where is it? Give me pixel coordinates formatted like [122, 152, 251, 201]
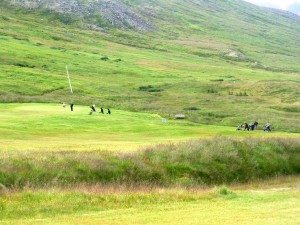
[249, 121, 254, 131]
[244, 121, 249, 131]
[107, 108, 111, 114]
[90, 104, 96, 112]
[264, 122, 271, 132]
[100, 107, 104, 114]
[70, 103, 74, 111]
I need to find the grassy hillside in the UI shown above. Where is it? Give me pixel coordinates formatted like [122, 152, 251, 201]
[0, 0, 299, 132]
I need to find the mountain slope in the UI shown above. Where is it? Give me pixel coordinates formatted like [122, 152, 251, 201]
[4, 0, 300, 71]
[0, 0, 299, 132]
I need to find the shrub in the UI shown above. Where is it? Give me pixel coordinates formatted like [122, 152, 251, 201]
[14, 63, 35, 68]
[210, 79, 224, 82]
[138, 85, 162, 92]
[207, 89, 217, 93]
[219, 186, 230, 195]
[1, 15, 9, 21]
[100, 56, 109, 61]
[235, 91, 248, 96]
[184, 107, 200, 111]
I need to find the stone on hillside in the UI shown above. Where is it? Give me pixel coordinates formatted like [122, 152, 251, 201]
[175, 114, 185, 119]
[225, 49, 246, 59]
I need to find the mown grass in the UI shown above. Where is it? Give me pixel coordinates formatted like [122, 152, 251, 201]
[2, 103, 297, 152]
[0, 136, 299, 189]
[0, 177, 299, 224]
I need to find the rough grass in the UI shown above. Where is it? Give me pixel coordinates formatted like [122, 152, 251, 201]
[0, 137, 299, 189]
[0, 177, 299, 224]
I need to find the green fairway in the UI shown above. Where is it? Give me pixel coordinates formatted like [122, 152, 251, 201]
[0, 103, 297, 151]
[1, 177, 299, 225]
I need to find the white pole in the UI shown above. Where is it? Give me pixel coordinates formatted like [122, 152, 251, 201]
[66, 64, 73, 94]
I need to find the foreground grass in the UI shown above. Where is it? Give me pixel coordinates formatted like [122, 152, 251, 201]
[0, 103, 298, 152]
[0, 136, 299, 188]
[0, 177, 299, 225]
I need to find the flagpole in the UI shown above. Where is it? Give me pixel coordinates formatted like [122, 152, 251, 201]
[66, 64, 73, 94]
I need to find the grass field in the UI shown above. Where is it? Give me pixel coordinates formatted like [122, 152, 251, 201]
[0, 1, 299, 132]
[1, 177, 299, 225]
[0, 1, 299, 223]
[0, 103, 298, 152]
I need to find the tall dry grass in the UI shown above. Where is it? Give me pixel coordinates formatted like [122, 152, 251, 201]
[0, 137, 299, 189]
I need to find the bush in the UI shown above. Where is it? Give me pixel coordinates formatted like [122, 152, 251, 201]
[219, 186, 230, 195]
[14, 63, 35, 68]
[207, 89, 217, 93]
[100, 56, 109, 61]
[235, 91, 248, 96]
[0, 15, 9, 21]
[210, 79, 224, 82]
[184, 107, 200, 111]
[138, 85, 162, 92]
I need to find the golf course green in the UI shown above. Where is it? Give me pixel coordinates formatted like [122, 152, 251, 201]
[0, 103, 297, 152]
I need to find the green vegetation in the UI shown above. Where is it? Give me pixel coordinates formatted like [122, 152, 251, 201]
[0, 1, 299, 132]
[0, 135, 299, 189]
[0, 1, 299, 223]
[0, 177, 299, 224]
[138, 85, 162, 92]
[0, 104, 298, 152]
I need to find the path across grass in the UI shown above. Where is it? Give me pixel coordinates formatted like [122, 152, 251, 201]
[0, 103, 297, 151]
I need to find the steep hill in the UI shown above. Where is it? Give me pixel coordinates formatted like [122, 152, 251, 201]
[4, 0, 300, 68]
[0, 0, 299, 132]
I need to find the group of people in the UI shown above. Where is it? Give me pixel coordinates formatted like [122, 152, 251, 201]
[62, 102, 111, 114]
[237, 121, 271, 132]
[62, 102, 273, 132]
[90, 104, 111, 114]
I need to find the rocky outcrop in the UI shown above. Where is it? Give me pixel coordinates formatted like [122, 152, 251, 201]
[8, 0, 154, 30]
[224, 49, 246, 59]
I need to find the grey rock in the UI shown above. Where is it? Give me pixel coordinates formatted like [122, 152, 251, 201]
[8, 0, 155, 30]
